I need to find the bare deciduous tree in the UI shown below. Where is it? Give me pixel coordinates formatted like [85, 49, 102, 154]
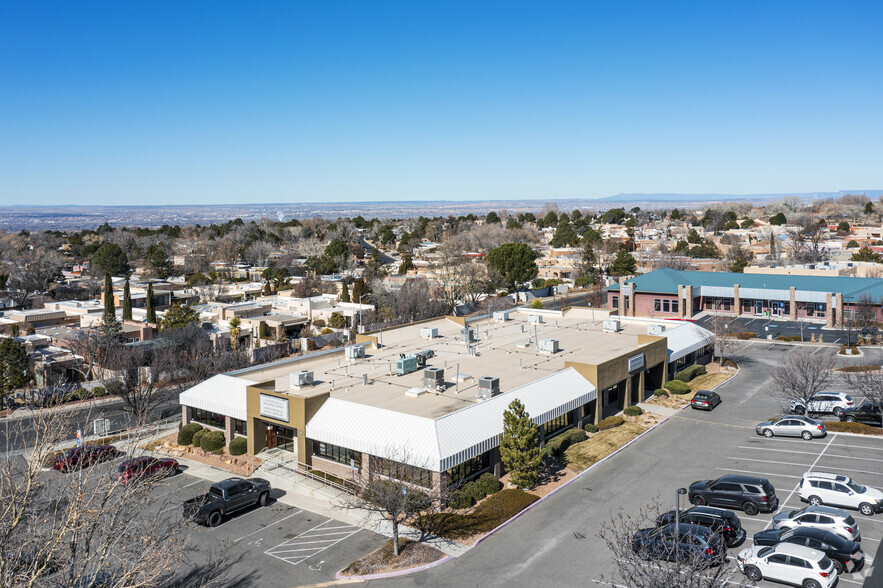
[707, 310, 742, 366]
[769, 351, 836, 412]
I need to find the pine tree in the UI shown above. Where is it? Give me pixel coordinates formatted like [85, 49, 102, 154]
[340, 280, 351, 303]
[146, 283, 156, 324]
[103, 274, 115, 323]
[122, 278, 133, 321]
[500, 399, 541, 489]
[769, 232, 777, 259]
[0, 337, 30, 394]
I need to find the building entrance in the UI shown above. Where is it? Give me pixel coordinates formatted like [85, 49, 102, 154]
[265, 423, 297, 453]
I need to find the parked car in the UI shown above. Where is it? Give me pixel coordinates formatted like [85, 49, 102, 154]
[53, 445, 122, 472]
[690, 390, 721, 411]
[737, 542, 837, 588]
[116, 457, 179, 485]
[755, 415, 827, 440]
[631, 523, 726, 569]
[772, 505, 861, 542]
[798, 472, 883, 516]
[752, 527, 864, 574]
[839, 402, 882, 426]
[183, 477, 272, 527]
[790, 392, 854, 416]
[655, 506, 745, 546]
[689, 475, 778, 516]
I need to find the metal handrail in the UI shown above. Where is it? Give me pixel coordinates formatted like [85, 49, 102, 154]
[256, 450, 357, 495]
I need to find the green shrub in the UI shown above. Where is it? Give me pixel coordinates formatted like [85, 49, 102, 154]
[475, 473, 503, 496]
[320, 328, 333, 335]
[530, 299, 544, 309]
[105, 381, 124, 395]
[598, 415, 625, 430]
[200, 430, 226, 452]
[734, 331, 757, 340]
[584, 423, 599, 433]
[470, 489, 538, 532]
[543, 428, 586, 458]
[776, 335, 789, 341]
[91, 386, 106, 397]
[229, 436, 248, 456]
[461, 481, 484, 503]
[675, 364, 706, 382]
[664, 380, 691, 395]
[653, 389, 668, 397]
[564, 428, 587, 446]
[623, 405, 643, 416]
[448, 489, 476, 509]
[177, 423, 203, 445]
[74, 388, 88, 400]
[574, 276, 594, 288]
[532, 278, 547, 289]
[191, 429, 206, 448]
[789, 335, 802, 342]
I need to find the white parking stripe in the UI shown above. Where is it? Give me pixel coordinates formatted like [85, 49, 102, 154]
[831, 441, 883, 452]
[765, 435, 836, 530]
[716, 467, 802, 480]
[730, 456, 883, 479]
[233, 510, 302, 543]
[182, 480, 203, 488]
[738, 445, 883, 464]
[264, 518, 361, 567]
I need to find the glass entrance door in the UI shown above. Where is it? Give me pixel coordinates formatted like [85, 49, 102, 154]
[772, 302, 783, 317]
[754, 301, 763, 315]
[265, 424, 277, 449]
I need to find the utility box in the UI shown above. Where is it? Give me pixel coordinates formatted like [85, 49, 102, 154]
[345, 344, 367, 359]
[420, 327, 439, 339]
[538, 339, 559, 354]
[414, 349, 435, 367]
[603, 319, 621, 332]
[477, 376, 501, 399]
[528, 314, 543, 324]
[493, 311, 511, 322]
[423, 367, 444, 390]
[290, 370, 314, 388]
[396, 356, 418, 376]
[461, 328, 476, 343]
[647, 324, 666, 336]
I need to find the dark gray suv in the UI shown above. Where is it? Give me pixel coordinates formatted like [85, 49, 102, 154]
[689, 475, 779, 516]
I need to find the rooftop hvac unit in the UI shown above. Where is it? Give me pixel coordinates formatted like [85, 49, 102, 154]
[344, 344, 366, 359]
[538, 339, 559, 354]
[290, 370, 314, 388]
[423, 367, 444, 390]
[396, 356, 418, 376]
[493, 311, 511, 321]
[603, 319, 621, 333]
[461, 328, 476, 343]
[528, 314, 543, 324]
[647, 324, 666, 336]
[477, 376, 500, 399]
[420, 327, 439, 339]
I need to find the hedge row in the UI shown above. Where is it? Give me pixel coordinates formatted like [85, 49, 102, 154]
[663, 380, 691, 395]
[200, 431, 226, 452]
[776, 335, 802, 342]
[734, 332, 758, 340]
[584, 423, 599, 433]
[675, 364, 706, 383]
[448, 473, 504, 509]
[623, 406, 643, 417]
[178, 423, 202, 445]
[598, 415, 625, 430]
[177, 423, 228, 452]
[542, 428, 587, 458]
[825, 422, 883, 436]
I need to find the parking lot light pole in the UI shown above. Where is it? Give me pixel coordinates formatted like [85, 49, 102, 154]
[675, 487, 687, 545]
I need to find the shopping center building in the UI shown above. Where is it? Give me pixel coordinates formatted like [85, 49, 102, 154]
[179, 307, 712, 491]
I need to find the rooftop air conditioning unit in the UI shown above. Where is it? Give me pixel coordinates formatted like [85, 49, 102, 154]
[345, 344, 366, 359]
[477, 376, 500, 399]
[420, 327, 439, 339]
[528, 314, 543, 324]
[538, 339, 559, 354]
[493, 311, 511, 321]
[423, 367, 444, 390]
[647, 324, 665, 336]
[461, 328, 476, 343]
[396, 356, 418, 376]
[290, 370, 314, 388]
[603, 319, 622, 333]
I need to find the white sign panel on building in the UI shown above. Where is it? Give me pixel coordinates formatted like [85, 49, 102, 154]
[259, 394, 289, 422]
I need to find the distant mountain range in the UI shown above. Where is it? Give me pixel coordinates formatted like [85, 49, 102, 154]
[2, 190, 881, 231]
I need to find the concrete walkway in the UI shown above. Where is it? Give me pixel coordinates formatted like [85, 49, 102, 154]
[2, 396, 122, 421]
[637, 402, 682, 417]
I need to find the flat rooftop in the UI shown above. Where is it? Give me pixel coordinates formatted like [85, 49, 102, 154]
[236, 308, 696, 420]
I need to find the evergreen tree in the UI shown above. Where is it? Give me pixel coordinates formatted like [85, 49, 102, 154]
[609, 249, 637, 276]
[160, 303, 200, 331]
[340, 280, 351, 303]
[486, 242, 539, 291]
[500, 399, 541, 489]
[103, 274, 115, 323]
[0, 337, 30, 394]
[769, 232, 777, 259]
[122, 278, 133, 321]
[146, 283, 157, 324]
[352, 278, 370, 303]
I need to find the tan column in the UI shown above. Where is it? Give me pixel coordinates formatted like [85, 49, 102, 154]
[825, 293, 834, 328]
[623, 378, 631, 410]
[661, 361, 669, 388]
[637, 370, 645, 403]
[836, 293, 844, 328]
[677, 285, 686, 318]
[629, 283, 637, 317]
[685, 285, 694, 317]
[594, 395, 601, 425]
[224, 416, 235, 444]
[789, 287, 797, 321]
[733, 284, 741, 316]
[182, 405, 191, 427]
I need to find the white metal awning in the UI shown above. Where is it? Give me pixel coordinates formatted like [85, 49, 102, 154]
[179, 374, 253, 421]
[665, 322, 714, 362]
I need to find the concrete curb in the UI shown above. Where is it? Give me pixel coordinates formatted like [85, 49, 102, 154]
[335, 554, 453, 582]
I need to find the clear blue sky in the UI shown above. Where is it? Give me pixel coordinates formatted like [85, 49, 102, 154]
[2, 1, 882, 206]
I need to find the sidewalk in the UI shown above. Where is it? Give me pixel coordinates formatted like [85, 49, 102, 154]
[2, 396, 122, 421]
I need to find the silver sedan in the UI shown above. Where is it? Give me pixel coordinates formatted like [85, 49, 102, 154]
[755, 415, 827, 440]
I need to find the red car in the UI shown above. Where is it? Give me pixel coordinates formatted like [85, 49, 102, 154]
[53, 445, 122, 472]
[116, 457, 179, 485]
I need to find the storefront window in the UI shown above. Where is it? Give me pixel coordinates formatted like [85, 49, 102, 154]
[446, 453, 490, 486]
[191, 408, 225, 429]
[611, 296, 619, 309]
[372, 457, 433, 489]
[232, 418, 247, 436]
[544, 412, 574, 437]
[671, 299, 679, 313]
[313, 441, 361, 468]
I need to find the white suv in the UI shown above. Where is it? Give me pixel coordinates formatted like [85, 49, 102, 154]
[737, 542, 837, 588]
[799, 472, 883, 516]
[790, 392, 854, 416]
[772, 505, 861, 541]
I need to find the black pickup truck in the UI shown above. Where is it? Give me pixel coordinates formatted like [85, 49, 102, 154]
[183, 477, 272, 527]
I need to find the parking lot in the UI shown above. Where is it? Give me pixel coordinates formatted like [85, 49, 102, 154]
[148, 472, 386, 587]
